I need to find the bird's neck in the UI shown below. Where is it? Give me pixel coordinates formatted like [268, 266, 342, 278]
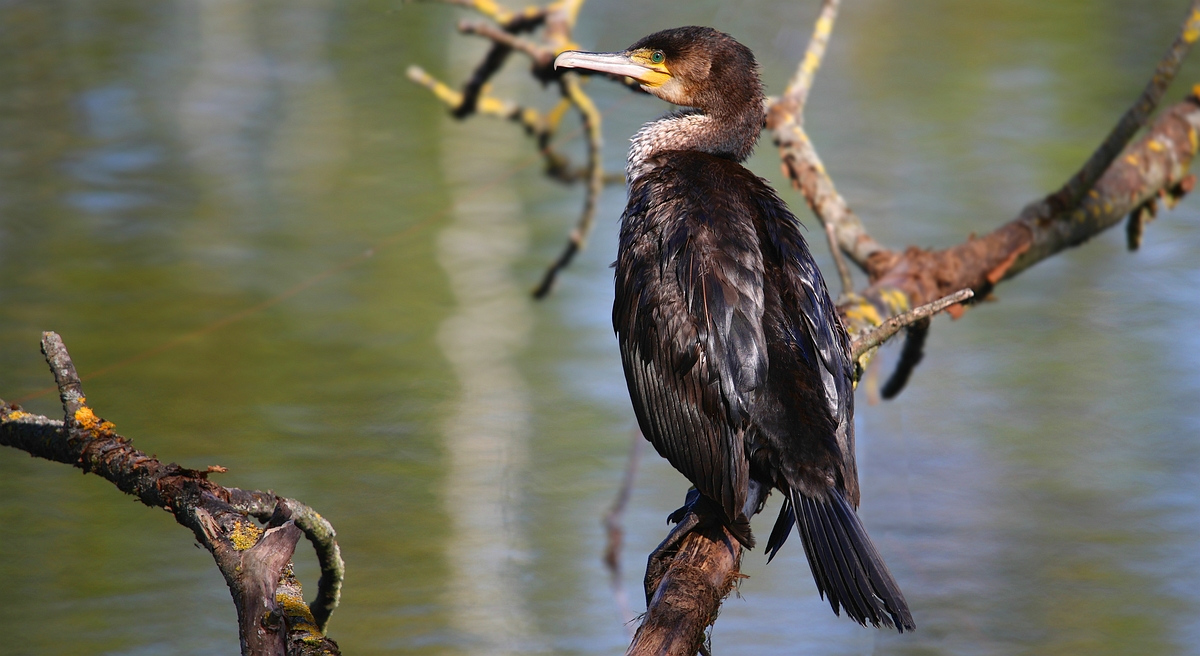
[627, 105, 763, 182]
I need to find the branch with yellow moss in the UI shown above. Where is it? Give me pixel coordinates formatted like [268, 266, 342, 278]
[773, 0, 1200, 397]
[0, 332, 343, 656]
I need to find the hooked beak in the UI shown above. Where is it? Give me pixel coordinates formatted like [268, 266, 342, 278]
[554, 51, 671, 88]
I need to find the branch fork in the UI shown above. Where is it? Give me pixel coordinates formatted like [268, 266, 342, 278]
[1, 332, 344, 656]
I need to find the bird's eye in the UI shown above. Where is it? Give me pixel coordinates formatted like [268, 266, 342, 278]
[650, 50, 665, 64]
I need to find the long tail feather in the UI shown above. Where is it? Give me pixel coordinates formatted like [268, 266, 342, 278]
[790, 487, 915, 632]
[765, 495, 795, 563]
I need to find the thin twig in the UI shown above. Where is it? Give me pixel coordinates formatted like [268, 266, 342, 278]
[41, 332, 86, 422]
[780, 0, 841, 114]
[533, 72, 604, 298]
[459, 19, 555, 67]
[603, 430, 642, 631]
[408, 65, 544, 130]
[851, 288, 973, 361]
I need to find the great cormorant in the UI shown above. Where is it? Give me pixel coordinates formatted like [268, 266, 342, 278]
[555, 27, 914, 631]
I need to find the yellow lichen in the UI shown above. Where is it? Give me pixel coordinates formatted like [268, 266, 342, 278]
[1185, 10, 1200, 43]
[1148, 139, 1165, 152]
[228, 520, 263, 551]
[879, 288, 910, 315]
[276, 590, 319, 627]
[843, 299, 882, 329]
[3, 410, 29, 421]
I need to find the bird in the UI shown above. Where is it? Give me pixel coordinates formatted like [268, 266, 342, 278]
[555, 27, 914, 632]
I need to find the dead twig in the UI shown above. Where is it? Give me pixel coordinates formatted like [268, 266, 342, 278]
[850, 289, 973, 362]
[412, 0, 638, 298]
[534, 72, 604, 298]
[603, 430, 642, 630]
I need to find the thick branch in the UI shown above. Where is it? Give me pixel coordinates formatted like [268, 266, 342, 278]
[229, 491, 345, 633]
[626, 523, 741, 656]
[1, 333, 341, 656]
[863, 93, 1200, 313]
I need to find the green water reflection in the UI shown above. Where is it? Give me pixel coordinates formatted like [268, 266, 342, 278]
[2, 1, 1199, 654]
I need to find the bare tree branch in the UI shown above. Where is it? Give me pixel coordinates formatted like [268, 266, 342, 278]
[409, 0, 641, 298]
[625, 523, 741, 656]
[767, 117, 888, 274]
[228, 491, 345, 633]
[1, 333, 342, 656]
[459, 19, 555, 67]
[1033, 0, 1200, 219]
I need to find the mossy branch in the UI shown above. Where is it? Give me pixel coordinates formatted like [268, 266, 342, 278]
[0, 332, 343, 656]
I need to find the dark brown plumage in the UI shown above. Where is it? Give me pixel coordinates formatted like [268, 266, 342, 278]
[556, 27, 914, 632]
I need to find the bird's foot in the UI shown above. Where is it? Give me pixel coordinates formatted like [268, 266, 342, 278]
[643, 488, 718, 603]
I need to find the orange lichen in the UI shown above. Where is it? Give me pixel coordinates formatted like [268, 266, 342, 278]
[73, 406, 116, 434]
[74, 406, 99, 429]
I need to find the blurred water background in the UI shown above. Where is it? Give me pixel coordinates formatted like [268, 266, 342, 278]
[2, 0, 1200, 654]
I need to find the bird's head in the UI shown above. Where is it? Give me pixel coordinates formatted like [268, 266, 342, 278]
[555, 26, 762, 118]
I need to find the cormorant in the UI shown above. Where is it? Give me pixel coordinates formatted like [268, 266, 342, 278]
[555, 27, 914, 631]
